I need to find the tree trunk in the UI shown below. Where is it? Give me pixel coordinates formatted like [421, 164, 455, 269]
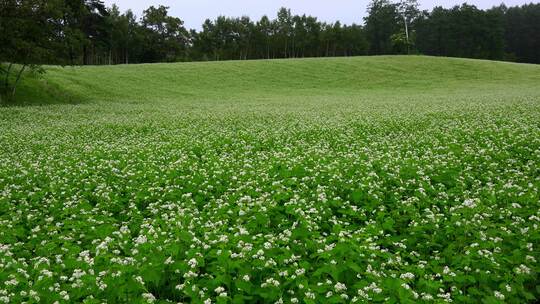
[69, 45, 75, 65]
[403, 16, 410, 55]
[83, 45, 88, 65]
[326, 41, 330, 57]
[291, 36, 295, 58]
[4, 63, 13, 92]
[12, 65, 26, 97]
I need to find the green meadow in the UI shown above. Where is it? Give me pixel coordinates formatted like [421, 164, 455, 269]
[1, 56, 539, 303]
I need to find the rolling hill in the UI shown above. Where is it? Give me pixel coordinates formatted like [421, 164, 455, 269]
[14, 55, 540, 104]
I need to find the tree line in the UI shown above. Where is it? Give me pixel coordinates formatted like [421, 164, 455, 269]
[1, 0, 539, 98]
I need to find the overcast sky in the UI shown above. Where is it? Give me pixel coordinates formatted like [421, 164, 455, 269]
[103, 0, 537, 30]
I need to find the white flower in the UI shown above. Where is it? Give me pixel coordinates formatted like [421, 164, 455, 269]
[515, 264, 531, 274]
[165, 256, 174, 264]
[142, 293, 155, 303]
[59, 291, 69, 301]
[135, 235, 147, 245]
[305, 292, 316, 299]
[335, 282, 347, 292]
[183, 270, 198, 278]
[215, 286, 225, 294]
[462, 199, 477, 208]
[4, 278, 18, 286]
[494, 291, 505, 300]
[400, 272, 415, 280]
[188, 258, 198, 268]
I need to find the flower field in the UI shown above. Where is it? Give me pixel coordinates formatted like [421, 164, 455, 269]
[0, 56, 539, 303]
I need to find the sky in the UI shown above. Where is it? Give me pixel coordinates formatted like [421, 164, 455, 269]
[103, 0, 537, 30]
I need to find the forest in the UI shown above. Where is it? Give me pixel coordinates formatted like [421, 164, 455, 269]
[1, 0, 539, 68]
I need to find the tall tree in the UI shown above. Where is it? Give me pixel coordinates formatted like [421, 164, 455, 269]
[364, 0, 400, 55]
[0, 0, 63, 99]
[396, 0, 420, 53]
[141, 6, 189, 62]
[255, 16, 274, 59]
[62, 0, 109, 65]
[415, 4, 505, 60]
[276, 8, 293, 58]
[503, 3, 540, 63]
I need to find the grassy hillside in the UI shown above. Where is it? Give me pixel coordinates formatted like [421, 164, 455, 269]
[12, 55, 540, 104]
[1, 56, 539, 303]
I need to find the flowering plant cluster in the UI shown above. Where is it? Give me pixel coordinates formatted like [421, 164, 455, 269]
[0, 83, 539, 303]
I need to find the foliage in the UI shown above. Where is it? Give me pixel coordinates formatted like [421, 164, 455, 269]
[140, 6, 189, 62]
[390, 31, 411, 54]
[61, 0, 109, 65]
[0, 56, 539, 303]
[502, 3, 540, 64]
[0, 0, 62, 99]
[364, 0, 401, 55]
[190, 11, 368, 61]
[414, 4, 506, 60]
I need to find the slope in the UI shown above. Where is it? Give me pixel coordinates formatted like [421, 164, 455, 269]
[23, 55, 540, 104]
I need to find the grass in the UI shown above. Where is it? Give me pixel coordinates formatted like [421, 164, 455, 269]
[0, 56, 539, 303]
[42, 56, 540, 100]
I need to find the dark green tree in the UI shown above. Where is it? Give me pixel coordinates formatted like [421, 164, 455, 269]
[276, 8, 293, 58]
[0, 0, 63, 99]
[503, 3, 540, 63]
[141, 6, 189, 62]
[364, 0, 401, 55]
[255, 16, 275, 59]
[61, 0, 109, 65]
[415, 4, 505, 60]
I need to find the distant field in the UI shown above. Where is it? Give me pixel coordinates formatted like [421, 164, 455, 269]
[1, 56, 539, 303]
